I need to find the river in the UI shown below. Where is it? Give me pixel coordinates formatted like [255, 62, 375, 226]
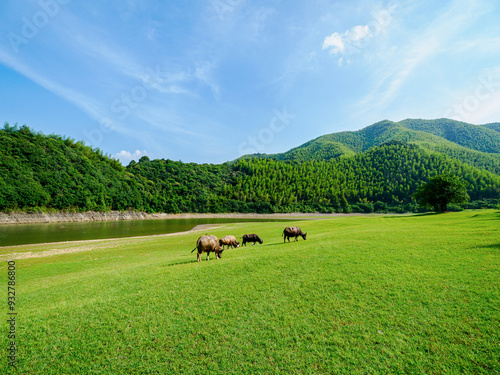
[0, 218, 299, 247]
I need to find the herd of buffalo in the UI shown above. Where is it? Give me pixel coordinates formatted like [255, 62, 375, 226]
[191, 226, 308, 262]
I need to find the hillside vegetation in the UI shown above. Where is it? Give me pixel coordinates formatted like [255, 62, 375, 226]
[483, 122, 500, 132]
[229, 142, 500, 212]
[1, 120, 500, 213]
[0, 125, 154, 212]
[248, 119, 500, 174]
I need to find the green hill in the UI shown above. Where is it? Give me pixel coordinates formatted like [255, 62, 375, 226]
[0, 124, 156, 212]
[398, 118, 500, 153]
[245, 119, 500, 174]
[230, 141, 500, 212]
[483, 122, 500, 132]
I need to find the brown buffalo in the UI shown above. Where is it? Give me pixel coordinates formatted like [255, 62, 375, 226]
[242, 234, 263, 246]
[282, 227, 307, 243]
[191, 235, 223, 262]
[219, 235, 240, 250]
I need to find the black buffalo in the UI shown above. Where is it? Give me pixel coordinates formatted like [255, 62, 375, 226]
[242, 234, 263, 246]
[282, 227, 307, 243]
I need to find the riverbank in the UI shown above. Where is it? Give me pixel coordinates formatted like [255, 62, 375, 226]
[0, 210, 367, 225]
[0, 214, 320, 247]
[0, 223, 221, 258]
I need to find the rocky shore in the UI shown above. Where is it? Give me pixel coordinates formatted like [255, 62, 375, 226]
[0, 211, 336, 225]
[0, 211, 154, 225]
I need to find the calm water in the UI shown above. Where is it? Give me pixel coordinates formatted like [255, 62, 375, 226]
[0, 218, 295, 247]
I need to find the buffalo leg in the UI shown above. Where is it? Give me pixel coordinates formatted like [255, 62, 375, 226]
[197, 252, 201, 262]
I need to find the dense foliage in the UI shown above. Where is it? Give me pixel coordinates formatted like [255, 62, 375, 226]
[0, 125, 155, 212]
[249, 119, 500, 174]
[413, 174, 469, 212]
[1, 123, 499, 213]
[230, 142, 500, 213]
[125, 157, 246, 213]
[483, 122, 500, 132]
[399, 118, 500, 153]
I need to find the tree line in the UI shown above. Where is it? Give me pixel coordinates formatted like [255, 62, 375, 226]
[1, 125, 499, 213]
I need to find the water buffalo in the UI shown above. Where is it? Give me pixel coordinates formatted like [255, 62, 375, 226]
[242, 234, 263, 246]
[191, 235, 223, 262]
[219, 235, 240, 250]
[282, 227, 307, 242]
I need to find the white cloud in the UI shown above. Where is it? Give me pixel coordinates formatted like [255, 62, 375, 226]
[115, 149, 149, 165]
[349, 25, 371, 43]
[322, 24, 374, 63]
[322, 1, 405, 64]
[322, 32, 345, 54]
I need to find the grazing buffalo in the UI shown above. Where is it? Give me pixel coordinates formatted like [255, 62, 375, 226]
[219, 235, 240, 250]
[191, 235, 223, 262]
[242, 234, 263, 246]
[282, 227, 307, 243]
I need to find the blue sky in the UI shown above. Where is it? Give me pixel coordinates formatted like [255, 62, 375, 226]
[1, 0, 499, 164]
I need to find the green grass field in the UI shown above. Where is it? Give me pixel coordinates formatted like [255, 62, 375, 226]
[2, 211, 499, 374]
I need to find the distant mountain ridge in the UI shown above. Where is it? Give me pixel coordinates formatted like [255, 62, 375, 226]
[241, 118, 500, 175]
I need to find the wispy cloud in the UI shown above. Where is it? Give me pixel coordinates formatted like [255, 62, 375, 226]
[357, 37, 441, 111]
[322, 1, 402, 66]
[454, 37, 500, 53]
[442, 66, 500, 124]
[68, 31, 144, 81]
[1, 0, 498, 163]
[0, 6, 221, 144]
[323, 25, 372, 56]
[354, 0, 487, 114]
[0, 49, 106, 124]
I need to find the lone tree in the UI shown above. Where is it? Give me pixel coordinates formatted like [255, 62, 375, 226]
[413, 174, 469, 213]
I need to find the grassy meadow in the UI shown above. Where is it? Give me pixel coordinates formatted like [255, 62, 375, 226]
[2, 210, 499, 374]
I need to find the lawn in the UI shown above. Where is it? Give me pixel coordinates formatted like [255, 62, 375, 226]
[2, 210, 499, 374]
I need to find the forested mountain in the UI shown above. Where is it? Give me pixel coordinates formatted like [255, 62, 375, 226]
[125, 157, 246, 213]
[0, 125, 156, 212]
[230, 141, 500, 212]
[246, 119, 500, 174]
[398, 118, 500, 153]
[483, 123, 500, 132]
[1, 121, 499, 213]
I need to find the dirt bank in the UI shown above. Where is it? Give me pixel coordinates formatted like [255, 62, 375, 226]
[0, 211, 354, 225]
